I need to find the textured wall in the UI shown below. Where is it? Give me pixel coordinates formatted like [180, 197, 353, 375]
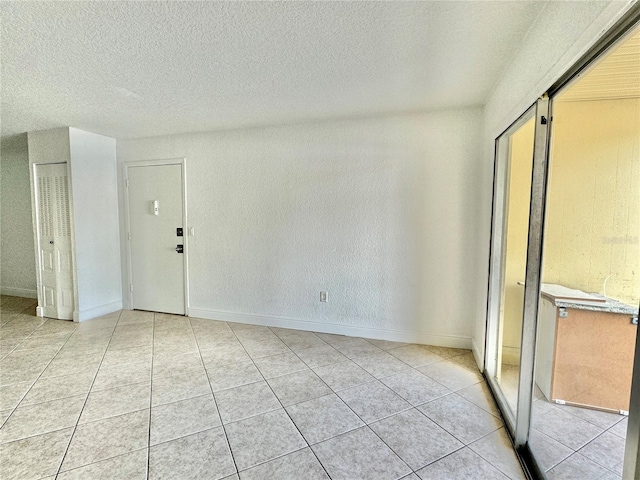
[0, 135, 37, 297]
[118, 109, 483, 347]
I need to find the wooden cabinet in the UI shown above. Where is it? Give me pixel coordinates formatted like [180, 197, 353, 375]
[535, 285, 638, 413]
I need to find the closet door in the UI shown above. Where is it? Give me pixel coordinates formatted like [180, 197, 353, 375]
[35, 163, 74, 320]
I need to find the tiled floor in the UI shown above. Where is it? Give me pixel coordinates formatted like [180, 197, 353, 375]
[529, 393, 627, 479]
[498, 360, 627, 479]
[0, 295, 525, 480]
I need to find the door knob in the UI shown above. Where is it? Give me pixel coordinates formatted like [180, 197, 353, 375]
[176, 244, 184, 253]
[49, 240, 54, 244]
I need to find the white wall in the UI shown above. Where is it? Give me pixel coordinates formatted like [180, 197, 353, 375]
[0, 134, 37, 297]
[68, 128, 122, 320]
[474, 1, 635, 366]
[26, 127, 122, 321]
[118, 108, 483, 347]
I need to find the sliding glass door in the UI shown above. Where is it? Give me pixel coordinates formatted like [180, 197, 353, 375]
[485, 17, 640, 479]
[485, 97, 550, 441]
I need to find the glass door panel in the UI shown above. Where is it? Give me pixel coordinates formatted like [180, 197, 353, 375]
[529, 24, 640, 478]
[486, 108, 536, 426]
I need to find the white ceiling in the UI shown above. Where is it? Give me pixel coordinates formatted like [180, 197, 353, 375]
[1, 1, 547, 140]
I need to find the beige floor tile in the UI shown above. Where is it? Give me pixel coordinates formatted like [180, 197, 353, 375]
[295, 344, 348, 369]
[528, 428, 573, 472]
[61, 409, 149, 472]
[152, 351, 206, 379]
[92, 361, 152, 392]
[312, 426, 411, 480]
[370, 408, 462, 470]
[351, 351, 412, 379]
[149, 427, 235, 480]
[0, 380, 34, 410]
[456, 382, 500, 416]
[80, 382, 150, 424]
[41, 352, 103, 378]
[152, 371, 211, 406]
[207, 360, 263, 392]
[337, 381, 411, 423]
[21, 370, 95, 406]
[0, 394, 85, 443]
[57, 449, 148, 480]
[0, 427, 73, 480]
[239, 447, 328, 480]
[314, 360, 375, 391]
[201, 342, 252, 368]
[150, 393, 220, 445]
[225, 409, 306, 471]
[214, 381, 280, 424]
[380, 369, 450, 406]
[418, 393, 502, 445]
[267, 370, 332, 407]
[578, 430, 625, 476]
[387, 345, 444, 368]
[546, 452, 620, 480]
[469, 428, 526, 479]
[286, 393, 364, 444]
[253, 351, 309, 379]
[418, 359, 484, 391]
[416, 447, 509, 479]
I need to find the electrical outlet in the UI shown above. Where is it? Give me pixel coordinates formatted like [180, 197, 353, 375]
[320, 291, 328, 302]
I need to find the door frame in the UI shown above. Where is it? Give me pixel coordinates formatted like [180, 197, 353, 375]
[484, 102, 546, 438]
[122, 158, 189, 315]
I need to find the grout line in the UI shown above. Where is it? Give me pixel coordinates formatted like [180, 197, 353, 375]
[145, 312, 157, 480]
[189, 315, 241, 478]
[228, 324, 334, 478]
[0, 318, 99, 440]
[55, 310, 124, 476]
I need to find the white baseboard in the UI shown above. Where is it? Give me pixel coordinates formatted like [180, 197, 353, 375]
[1, 286, 37, 299]
[188, 307, 472, 349]
[74, 300, 123, 323]
[471, 337, 484, 372]
[501, 346, 521, 365]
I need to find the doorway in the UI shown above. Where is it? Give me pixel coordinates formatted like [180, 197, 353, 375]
[124, 159, 188, 315]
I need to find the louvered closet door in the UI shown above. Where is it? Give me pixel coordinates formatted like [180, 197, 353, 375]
[36, 163, 74, 320]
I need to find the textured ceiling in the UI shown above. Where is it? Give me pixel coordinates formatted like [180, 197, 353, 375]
[558, 26, 640, 102]
[1, 1, 546, 140]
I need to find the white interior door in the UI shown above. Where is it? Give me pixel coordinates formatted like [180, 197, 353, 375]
[35, 163, 74, 320]
[127, 163, 185, 315]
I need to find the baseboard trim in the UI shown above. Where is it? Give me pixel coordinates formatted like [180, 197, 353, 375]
[1, 287, 37, 299]
[502, 346, 521, 365]
[188, 307, 472, 349]
[74, 300, 123, 323]
[471, 337, 484, 372]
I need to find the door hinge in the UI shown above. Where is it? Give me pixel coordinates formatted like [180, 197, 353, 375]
[128, 232, 132, 241]
[126, 179, 130, 188]
[129, 284, 134, 293]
